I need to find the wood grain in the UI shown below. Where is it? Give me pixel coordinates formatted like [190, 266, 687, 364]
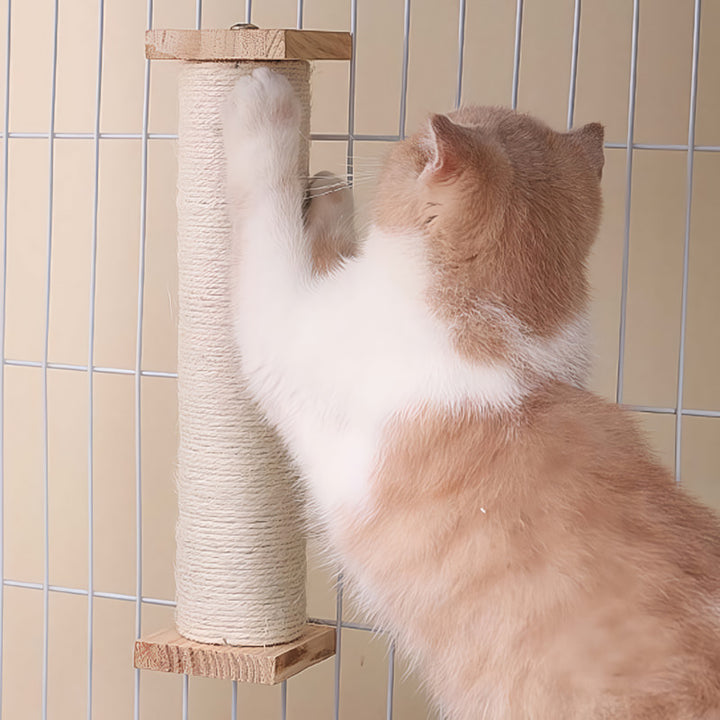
[146, 29, 352, 62]
[134, 623, 336, 684]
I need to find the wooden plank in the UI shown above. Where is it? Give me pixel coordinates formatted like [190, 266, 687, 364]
[145, 29, 352, 62]
[284, 30, 353, 61]
[134, 623, 336, 684]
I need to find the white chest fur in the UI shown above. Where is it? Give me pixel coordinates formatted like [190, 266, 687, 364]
[235, 226, 524, 516]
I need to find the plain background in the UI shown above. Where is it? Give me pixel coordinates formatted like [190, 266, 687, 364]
[1, 0, 719, 717]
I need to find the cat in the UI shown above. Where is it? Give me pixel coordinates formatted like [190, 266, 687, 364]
[223, 67, 720, 719]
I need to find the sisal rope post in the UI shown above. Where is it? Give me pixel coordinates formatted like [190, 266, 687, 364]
[134, 27, 351, 683]
[176, 60, 310, 647]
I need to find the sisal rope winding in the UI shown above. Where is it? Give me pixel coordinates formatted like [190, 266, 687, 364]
[175, 61, 310, 646]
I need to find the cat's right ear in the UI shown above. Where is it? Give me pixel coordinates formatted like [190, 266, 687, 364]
[569, 122, 605, 179]
[420, 114, 466, 182]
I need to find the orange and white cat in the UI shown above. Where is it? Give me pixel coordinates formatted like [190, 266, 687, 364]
[223, 68, 720, 719]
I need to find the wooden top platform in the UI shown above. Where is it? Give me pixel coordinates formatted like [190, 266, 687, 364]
[146, 28, 352, 62]
[134, 623, 336, 684]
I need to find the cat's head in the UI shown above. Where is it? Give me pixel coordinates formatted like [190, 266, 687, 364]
[373, 107, 604, 369]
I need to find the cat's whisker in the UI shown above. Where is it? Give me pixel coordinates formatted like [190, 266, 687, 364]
[304, 177, 375, 198]
[305, 180, 349, 191]
[299, 172, 377, 184]
[305, 180, 352, 193]
[307, 188, 354, 200]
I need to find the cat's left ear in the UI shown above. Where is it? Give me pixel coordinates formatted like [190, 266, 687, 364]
[421, 114, 466, 181]
[569, 122, 605, 179]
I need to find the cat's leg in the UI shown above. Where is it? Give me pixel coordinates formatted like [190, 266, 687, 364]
[223, 68, 311, 391]
[223, 70, 377, 513]
[305, 171, 357, 276]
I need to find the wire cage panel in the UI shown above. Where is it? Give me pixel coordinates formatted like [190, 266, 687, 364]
[0, 0, 718, 718]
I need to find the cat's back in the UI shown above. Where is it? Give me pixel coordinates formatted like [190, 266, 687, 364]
[338, 383, 720, 719]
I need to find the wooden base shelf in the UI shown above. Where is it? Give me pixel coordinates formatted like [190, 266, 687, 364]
[134, 623, 336, 685]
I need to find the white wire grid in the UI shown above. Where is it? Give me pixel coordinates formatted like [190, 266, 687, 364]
[0, 0, 716, 718]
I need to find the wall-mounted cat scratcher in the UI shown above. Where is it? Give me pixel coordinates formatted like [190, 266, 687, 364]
[133, 27, 351, 684]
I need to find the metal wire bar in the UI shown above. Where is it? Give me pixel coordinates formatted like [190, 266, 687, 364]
[245, 0, 252, 25]
[398, 0, 410, 139]
[626, 405, 678, 415]
[123, 368, 175, 378]
[346, 0, 358, 184]
[680, 408, 720, 419]
[3, 131, 720, 153]
[624, 405, 720, 419]
[0, 132, 178, 139]
[455, 0, 467, 109]
[41, 2, 60, 717]
[615, 0, 640, 404]
[2, 579, 176, 605]
[314, 132, 399, 142]
[86, 1, 105, 717]
[182, 674, 189, 720]
[674, 0, 702, 483]
[231, 681, 238, 720]
[0, 2, 11, 715]
[1, 581, 385, 630]
[280, 679, 288, 720]
[511, 0, 523, 109]
[134, 1, 153, 717]
[386, 642, 396, 720]
[296, 0, 304, 29]
[567, 0, 581, 129]
[310, 616, 374, 633]
[333, 574, 344, 720]
[334, 0, 359, 710]
[604, 142, 720, 152]
[3, 358, 176, 378]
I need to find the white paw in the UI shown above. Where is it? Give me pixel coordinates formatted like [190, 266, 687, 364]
[225, 67, 300, 133]
[223, 68, 301, 193]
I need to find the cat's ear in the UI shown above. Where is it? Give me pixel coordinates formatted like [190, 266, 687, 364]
[421, 114, 466, 181]
[569, 122, 605, 179]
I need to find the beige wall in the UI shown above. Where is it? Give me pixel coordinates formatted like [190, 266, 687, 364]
[1, 0, 718, 718]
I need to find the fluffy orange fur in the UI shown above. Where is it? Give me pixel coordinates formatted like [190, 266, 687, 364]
[320, 109, 720, 718]
[336, 390, 720, 718]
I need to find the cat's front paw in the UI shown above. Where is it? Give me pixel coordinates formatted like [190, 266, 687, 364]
[225, 67, 301, 135]
[223, 68, 301, 194]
